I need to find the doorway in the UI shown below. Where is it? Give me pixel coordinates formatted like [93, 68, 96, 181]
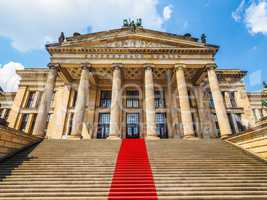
[126, 113, 140, 138]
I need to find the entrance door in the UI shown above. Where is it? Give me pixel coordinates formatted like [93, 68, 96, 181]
[97, 113, 110, 139]
[156, 113, 168, 138]
[126, 113, 140, 138]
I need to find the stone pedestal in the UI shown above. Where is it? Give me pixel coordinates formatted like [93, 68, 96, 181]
[108, 64, 122, 140]
[71, 63, 91, 138]
[175, 64, 195, 138]
[207, 64, 232, 138]
[33, 63, 58, 137]
[144, 65, 159, 139]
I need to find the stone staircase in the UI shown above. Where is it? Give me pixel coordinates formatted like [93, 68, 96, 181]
[147, 139, 267, 199]
[0, 139, 266, 199]
[0, 140, 120, 200]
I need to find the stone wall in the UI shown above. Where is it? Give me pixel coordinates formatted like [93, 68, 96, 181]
[225, 119, 267, 161]
[0, 125, 42, 161]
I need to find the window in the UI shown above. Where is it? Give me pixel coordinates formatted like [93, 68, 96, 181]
[235, 114, 245, 132]
[28, 114, 37, 134]
[229, 91, 237, 108]
[100, 91, 111, 108]
[97, 113, 110, 139]
[154, 90, 165, 108]
[72, 90, 77, 108]
[156, 113, 168, 138]
[0, 109, 3, 118]
[19, 114, 29, 132]
[25, 91, 35, 108]
[209, 92, 215, 109]
[126, 90, 139, 108]
[4, 109, 10, 120]
[212, 113, 220, 137]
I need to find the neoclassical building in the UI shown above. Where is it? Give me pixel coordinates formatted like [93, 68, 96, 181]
[1, 25, 266, 140]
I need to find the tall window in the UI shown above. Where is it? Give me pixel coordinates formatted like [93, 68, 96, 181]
[212, 113, 220, 137]
[100, 91, 111, 108]
[19, 114, 29, 132]
[97, 113, 110, 139]
[229, 91, 237, 108]
[0, 109, 3, 118]
[209, 92, 215, 109]
[154, 90, 165, 108]
[72, 90, 77, 108]
[126, 90, 139, 108]
[25, 91, 35, 108]
[28, 114, 37, 134]
[156, 113, 168, 138]
[4, 109, 10, 120]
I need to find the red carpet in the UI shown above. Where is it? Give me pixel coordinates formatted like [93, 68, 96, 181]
[108, 139, 158, 200]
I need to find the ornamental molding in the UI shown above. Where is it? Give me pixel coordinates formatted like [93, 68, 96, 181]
[48, 47, 216, 55]
[91, 39, 175, 48]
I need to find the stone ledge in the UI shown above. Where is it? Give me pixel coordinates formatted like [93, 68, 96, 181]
[0, 125, 42, 162]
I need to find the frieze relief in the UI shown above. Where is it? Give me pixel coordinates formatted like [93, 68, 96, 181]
[92, 39, 175, 48]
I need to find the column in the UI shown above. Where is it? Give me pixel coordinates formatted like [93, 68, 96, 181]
[207, 64, 232, 138]
[71, 63, 91, 138]
[144, 65, 159, 139]
[175, 64, 195, 138]
[108, 64, 122, 139]
[33, 63, 58, 137]
[263, 109, 267, 117]
[165, 70, 174, 137]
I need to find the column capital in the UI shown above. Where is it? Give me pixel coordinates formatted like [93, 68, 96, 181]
[112, 63, 123, 70]
[205, 63, 217, 71]
[175, 63, 186, 71]
[81, 63, 92, 71]
[144, 63, 155, 71]
[47, 63, 60, 69]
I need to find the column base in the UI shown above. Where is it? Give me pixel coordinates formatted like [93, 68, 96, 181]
[183, 135, 198, 140]
[68, 135, 82, 140]
[145, 135, 160, 140]
[107, 135, 121, 140]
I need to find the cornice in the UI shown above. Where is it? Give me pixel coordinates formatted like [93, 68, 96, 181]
[47, 47, 217, 55]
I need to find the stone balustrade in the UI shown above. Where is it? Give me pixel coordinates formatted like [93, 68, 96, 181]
[0, 125, 42, 161]
[225, 118, 267, 161]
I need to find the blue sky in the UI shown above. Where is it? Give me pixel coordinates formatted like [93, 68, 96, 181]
[0, 0, 266, 92]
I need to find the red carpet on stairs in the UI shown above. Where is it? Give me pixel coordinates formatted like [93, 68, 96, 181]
[108, 139, 158, 200]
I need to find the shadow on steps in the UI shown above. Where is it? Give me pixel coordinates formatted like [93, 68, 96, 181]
[0, 143, 39, 181]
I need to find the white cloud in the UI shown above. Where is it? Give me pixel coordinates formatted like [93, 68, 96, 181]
[163, 5, 173, 21]
[0, 0, 166, 52]
[0, 62, 24, 92]
[232, 0, 267, 36]
[245, 0, 267, 35]
[232, 0, 246, 22]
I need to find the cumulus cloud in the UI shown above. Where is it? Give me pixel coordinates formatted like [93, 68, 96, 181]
[0, 62, 24, 92]
[232, 0, 267, 36]
[0, 0, 165, 52]
[245, 0, 267, 35]
[163, 5, 173, 21]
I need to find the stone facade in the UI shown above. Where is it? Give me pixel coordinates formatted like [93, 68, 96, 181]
[1, 27, 267, 139]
